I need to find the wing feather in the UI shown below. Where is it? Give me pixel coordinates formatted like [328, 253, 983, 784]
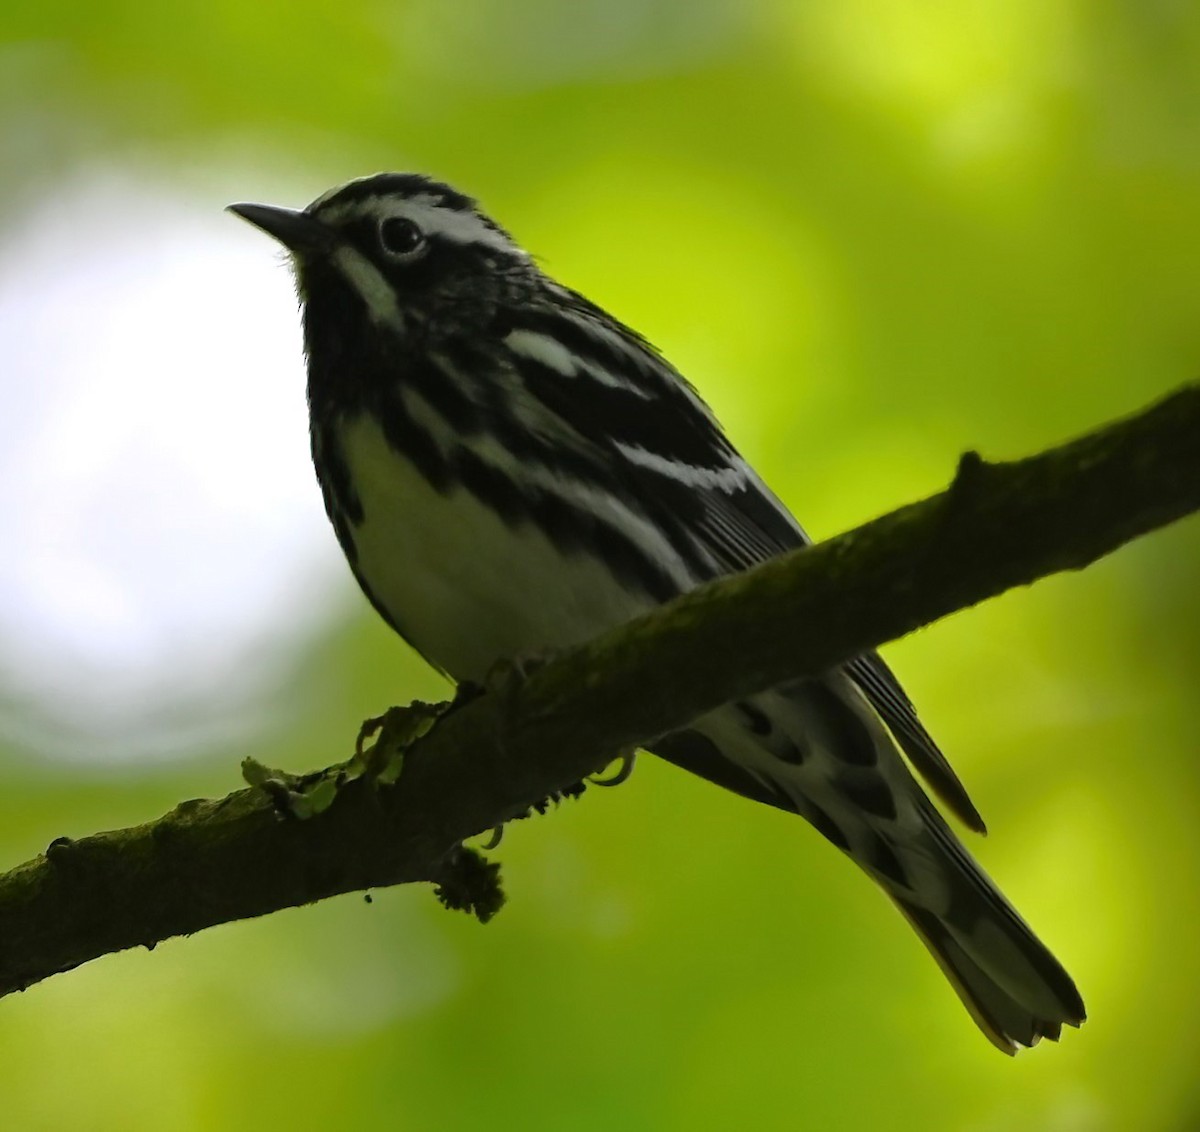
[502, 299, 984, 831]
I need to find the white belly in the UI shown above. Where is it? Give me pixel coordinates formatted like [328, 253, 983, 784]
[337, 415, 657, 682]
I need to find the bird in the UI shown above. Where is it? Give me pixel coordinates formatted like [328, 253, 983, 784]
[229, 172, 1085, 1053]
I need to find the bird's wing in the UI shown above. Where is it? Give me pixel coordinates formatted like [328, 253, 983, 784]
[502, 292, 982, 830]
[842, 652, 985, 832]
[633, 458, 984, 832]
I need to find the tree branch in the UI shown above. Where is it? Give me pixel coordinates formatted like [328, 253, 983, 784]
[1, 386, 1197, 998]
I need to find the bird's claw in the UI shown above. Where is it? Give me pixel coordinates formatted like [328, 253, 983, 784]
[589, 750, 637, 787]
[480, 825, 505, 850]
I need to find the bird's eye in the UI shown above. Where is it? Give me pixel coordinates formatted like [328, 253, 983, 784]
[378, 217, 427, 259]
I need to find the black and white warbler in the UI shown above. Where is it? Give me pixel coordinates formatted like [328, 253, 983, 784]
[230, 173, 1085, 1052]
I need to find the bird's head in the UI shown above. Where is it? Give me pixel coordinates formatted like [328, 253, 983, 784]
[229, 173, 536, 344]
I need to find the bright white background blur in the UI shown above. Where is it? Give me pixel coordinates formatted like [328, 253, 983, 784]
[0, 170, 351, 759]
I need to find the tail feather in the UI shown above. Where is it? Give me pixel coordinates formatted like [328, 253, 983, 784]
[862, 791, 1085, 1053]
[868, 788, 1085, 1052]
[890, 895, 1084, 1054]
[652, 678, 1086, 1052]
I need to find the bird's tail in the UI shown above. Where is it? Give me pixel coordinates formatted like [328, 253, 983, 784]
[885, 796, 1085, 1053]
[654, 677, 1085, 1052]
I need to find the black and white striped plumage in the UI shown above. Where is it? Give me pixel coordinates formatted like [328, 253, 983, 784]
[230, 173, 1085, 1052]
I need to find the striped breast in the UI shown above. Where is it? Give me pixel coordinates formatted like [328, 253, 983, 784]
[329, 410, 684, 682]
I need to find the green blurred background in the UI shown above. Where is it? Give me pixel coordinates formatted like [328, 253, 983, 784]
[1, 1, 1198, 1129]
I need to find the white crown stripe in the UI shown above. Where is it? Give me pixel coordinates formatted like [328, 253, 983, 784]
[320, 193, 524, 260]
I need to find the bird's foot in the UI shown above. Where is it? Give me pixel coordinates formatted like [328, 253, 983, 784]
[589, 749, 637, 787]
[483, 647, 559, 695]
[441, 648, 556, 729]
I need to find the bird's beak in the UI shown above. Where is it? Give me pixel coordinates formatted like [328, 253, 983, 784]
[226, 202, 334, 254]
